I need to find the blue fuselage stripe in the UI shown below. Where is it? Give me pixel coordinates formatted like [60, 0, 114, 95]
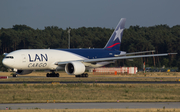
[57, 48, 121, 59]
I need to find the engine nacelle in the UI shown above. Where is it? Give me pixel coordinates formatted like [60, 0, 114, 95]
[16, 70, 33, 75]
[65, 62, 85, 75]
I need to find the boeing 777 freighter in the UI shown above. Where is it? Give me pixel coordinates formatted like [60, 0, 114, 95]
[2, 18, 176, 77]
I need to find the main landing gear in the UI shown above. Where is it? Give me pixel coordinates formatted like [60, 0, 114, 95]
[46, 71, 59, 77]
[75, 73, 88, 78]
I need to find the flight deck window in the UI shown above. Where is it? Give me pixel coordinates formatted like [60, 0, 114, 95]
[5, 56, 14, 59]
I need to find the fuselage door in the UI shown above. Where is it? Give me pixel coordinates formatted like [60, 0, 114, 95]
[21, 54, 26, 62]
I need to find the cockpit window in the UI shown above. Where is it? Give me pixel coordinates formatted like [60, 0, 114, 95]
[5, 56, 14, 59]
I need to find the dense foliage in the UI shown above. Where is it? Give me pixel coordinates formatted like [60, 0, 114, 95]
[0, 24, 179, 70]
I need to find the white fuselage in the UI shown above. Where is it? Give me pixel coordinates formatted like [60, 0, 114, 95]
[2, 49, 86, 70]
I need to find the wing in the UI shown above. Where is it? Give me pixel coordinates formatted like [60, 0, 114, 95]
[84, 53, 175, 63]
[55, 53, 177, 65]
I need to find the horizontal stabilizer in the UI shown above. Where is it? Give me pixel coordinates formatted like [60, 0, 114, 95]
[114, 50, 155, 57]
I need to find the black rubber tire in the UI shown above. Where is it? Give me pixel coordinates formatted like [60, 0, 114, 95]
[83, 74, 86, 77]
[75, 75, 80, 77]
[13, 74, 17, 77]
[56, 73, 59, 77]
[46, 73, 49, 77]
[85, 73, 88, 77]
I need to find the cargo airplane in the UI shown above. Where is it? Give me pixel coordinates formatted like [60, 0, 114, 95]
[2, 18, 176, 77]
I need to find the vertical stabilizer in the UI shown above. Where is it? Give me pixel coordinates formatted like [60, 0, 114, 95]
[104, 18, 126, 51]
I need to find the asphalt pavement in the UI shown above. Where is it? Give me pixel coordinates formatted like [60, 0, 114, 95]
[0, 102, 180, 110]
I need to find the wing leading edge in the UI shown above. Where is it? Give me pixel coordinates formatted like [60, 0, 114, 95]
[55, 53, 177, 65]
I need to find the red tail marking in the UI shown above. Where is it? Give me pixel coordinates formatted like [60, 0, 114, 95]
[107, 43, 120, 48]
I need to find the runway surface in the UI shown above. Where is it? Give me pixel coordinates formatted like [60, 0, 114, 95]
[6, 76, 180, 79]
[1, 76, 180, 84]
[0, 102, 180, 110]
[0, 81, 180, 84]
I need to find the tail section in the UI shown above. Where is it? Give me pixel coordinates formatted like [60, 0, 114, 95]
[104, 18, 126, 51]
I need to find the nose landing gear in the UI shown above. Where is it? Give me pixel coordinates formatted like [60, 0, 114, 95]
[13, 74, 17, 77]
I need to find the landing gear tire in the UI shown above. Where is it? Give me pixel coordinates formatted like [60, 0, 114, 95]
[85, 73, 88, 77]
[75, 75, 81, 77]
[46, 73, 50, 77]
[13, 74, 17, 77]
[46, 72, 59, 77]
[75, 73, 88, 78]
[82, 74, 85, 77]
[55, 73, 59, 77]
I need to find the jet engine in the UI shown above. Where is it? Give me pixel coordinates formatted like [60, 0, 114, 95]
[16, 70, 33, 75]
[65, 62, 85, 75]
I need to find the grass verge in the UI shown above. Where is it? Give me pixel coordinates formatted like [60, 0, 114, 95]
[0, 83, 180, 103]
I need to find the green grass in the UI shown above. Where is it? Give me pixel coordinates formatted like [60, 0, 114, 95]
[0, 83, 180, 103]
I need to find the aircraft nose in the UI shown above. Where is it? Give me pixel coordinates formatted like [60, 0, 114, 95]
[2, 59, 12, 68]
[2, 59, 7, 66]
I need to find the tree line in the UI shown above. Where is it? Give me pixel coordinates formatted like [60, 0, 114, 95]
[0, 24, 180, 71]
